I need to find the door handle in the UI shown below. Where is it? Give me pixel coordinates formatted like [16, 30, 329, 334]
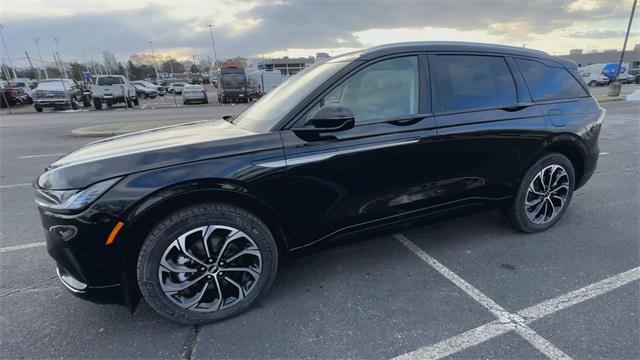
[385, 113, 432, 126]
[501, 103, 532, 112]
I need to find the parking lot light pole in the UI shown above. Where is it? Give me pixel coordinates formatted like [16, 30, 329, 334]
[148, 40, 160, 80]
[206, 25, 219, 68]
[609, 0, 637, 97]
[34, 38, 49, 79]
[207, 24, 218, 85]
[0, 24, 18, 80]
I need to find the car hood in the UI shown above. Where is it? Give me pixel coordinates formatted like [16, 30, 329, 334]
[38, 120, 260, 189]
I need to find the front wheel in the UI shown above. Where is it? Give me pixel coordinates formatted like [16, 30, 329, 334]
[506, 153, 575, 233]
[137, 203, 279, 325]
[588, 80, 597, 87]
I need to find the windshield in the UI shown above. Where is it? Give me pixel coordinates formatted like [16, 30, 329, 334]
[232, 59, 352, 132]
[98, 76, 123, 86]
[222, 74, 246, 88]
[36, 80, 73, 91]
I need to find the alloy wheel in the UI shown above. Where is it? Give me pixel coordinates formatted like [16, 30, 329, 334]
[158, 225, 262, 312]
[524, 164, 570, 225]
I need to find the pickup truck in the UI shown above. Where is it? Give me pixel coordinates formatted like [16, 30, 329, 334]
[92, 75, 138, 109]
[31, 79, 91, 112]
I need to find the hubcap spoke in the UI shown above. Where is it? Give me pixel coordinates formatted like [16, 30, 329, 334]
[158, 224, 262, 313]
[221, 266, 261, 280]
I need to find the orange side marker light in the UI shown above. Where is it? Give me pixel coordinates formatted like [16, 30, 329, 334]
[106, 221, 125, 245]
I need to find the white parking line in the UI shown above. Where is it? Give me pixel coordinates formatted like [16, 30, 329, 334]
[0, 182, 31, 189]
[17, 153, 64, 159]
[0, 242, 46, 253]
[394, 234, 572, 360]
[599, 152, 609, 155]
[395, 266, 640, 360]
[518, 266, 640, 321]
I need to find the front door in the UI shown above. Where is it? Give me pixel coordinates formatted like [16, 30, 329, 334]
[279, 55, 441, 248]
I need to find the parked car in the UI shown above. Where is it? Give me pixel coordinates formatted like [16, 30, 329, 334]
[92, 75, 138, 109]
[170, 82, 186, 94]
[135, 80, 165, 96]
[580, 70, 609, 87]
[627, 69, 640, 84]
[0, 86, 26, 108]
[35, 42, 604, 325]
[133, 83, 158, 99]
[182, 84, 208, 104]
[31, 79, 91, 112]
[218, 66, 248, 103]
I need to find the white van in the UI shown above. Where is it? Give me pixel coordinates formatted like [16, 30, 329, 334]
[579, 69, 609, 87]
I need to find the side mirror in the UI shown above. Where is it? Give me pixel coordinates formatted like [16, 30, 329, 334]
[300, 104, 355, 132]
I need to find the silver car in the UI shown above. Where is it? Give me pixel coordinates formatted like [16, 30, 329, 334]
[182, 85, 208, 104]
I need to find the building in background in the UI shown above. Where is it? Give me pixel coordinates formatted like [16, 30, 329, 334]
[248, 57, 315, 75]
[560, 43, 640, 70]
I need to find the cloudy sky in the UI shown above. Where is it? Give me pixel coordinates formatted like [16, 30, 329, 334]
[1, 0, 638, 67]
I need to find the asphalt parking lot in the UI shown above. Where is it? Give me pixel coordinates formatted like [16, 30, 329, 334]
[0, 99, 638, 359]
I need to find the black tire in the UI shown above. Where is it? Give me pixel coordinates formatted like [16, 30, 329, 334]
[70, 98, 79, 110]
[183, 101, 188, 105]
[137, 203, 279, 325]
[94, 98, 102, 110]
[83, 100, 91, 108]
[507, 153, 575, 233]
[204, 99, 208, 104]
[588, 80, 596, 87]
[34, 105, 43, 112]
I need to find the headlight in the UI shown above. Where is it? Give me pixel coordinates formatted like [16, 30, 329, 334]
[35, 177, 121, 211]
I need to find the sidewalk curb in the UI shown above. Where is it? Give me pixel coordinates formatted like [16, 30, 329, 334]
[596, 96, 626, 103]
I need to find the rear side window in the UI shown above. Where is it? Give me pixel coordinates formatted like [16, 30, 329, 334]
[515, 59, 587, 101]
[97, 76, 123, 86]
[431, 55, 517, 112]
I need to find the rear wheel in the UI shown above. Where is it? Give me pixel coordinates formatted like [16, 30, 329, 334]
[93, 98, 102, 110]
[137, 203, 279, 325]
[507, 153, 575, 233]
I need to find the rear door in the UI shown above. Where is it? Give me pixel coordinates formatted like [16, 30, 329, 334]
[279, 55, 440, 247]
[429, 53, 546, 203]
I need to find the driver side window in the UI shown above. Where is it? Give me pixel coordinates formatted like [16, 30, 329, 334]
[305, 56, 419, 124]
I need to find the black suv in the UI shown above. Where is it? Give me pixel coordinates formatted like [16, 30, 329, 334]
[35, 42, 604, 324]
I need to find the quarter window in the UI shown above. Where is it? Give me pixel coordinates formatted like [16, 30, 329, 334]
[431, 55, 517, 112]
[515, 59, 587, 101]
[308, 56, 419, 123]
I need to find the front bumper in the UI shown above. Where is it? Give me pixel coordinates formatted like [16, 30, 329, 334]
[56, 266, 124, 304]
[40, 207, 127, 305]
[33, 99, 70, 107]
